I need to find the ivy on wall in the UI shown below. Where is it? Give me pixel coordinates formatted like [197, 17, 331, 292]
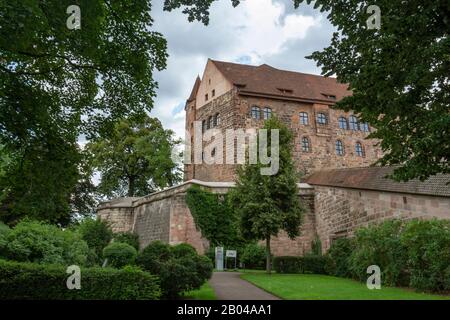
[186, 186, 242, 247]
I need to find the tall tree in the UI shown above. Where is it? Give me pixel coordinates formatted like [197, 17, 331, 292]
[229, 117, 304, 273]
[166, 0, 450, 181]
[87, 116, 181, 198]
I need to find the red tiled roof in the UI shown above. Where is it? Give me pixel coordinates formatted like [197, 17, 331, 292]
[211, 60, 351, 104]
[305, 166, 450, 197]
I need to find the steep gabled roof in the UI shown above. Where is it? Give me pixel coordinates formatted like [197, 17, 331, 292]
[305, 166, 450, 197]
[187, 75, 201, 103]
[211, 60, 351, 104]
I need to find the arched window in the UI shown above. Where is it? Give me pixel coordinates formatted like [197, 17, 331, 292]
[251, 106, 261, 119]
[301, 137, 311, 152]
[360, 122, 370, 132]
[263, 107, 272, 120]
[316, 113, 328, 125]
[338, 116, 348, 130]
[355, 142, 365, 157]
[299, 112, 309, 125]
[208, 116, 213, 130]
[336, 140, 344, 156]
[214, 113, 220, 127]
[202, 120, 206, 133]
[349, 115, 359, 131]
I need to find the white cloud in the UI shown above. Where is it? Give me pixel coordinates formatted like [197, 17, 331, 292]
[149, 0, 334, 139]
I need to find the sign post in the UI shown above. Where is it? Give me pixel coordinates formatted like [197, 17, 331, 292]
[215, 247, 224, 271]
[226, 250, 237, 270]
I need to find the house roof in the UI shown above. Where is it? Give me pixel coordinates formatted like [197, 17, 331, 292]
[211, 60, 351, 104]
[305, 166, 450, 197]
[187, 75, 201, 103]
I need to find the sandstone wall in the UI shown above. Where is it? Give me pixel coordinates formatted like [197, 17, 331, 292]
[313, 185, 450, 252]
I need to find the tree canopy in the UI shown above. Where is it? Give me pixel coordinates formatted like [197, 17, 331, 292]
[87, 116, 181, 198]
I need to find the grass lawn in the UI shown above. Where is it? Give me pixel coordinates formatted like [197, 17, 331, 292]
[241, 273, 450, 300]
[182, 282, 217, 300]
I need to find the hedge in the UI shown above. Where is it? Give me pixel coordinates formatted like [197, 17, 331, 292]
[273, 255, 329, 274]
[0, 259, 160, 300]
[103, 242, 137, 268]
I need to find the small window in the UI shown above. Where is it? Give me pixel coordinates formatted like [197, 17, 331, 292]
[208, 79, 211, 85]
[360, 122, 370, 132]
[355, 142, 365, 157]
[205, 94, 209, 102]
[299, 112, 309, 125]
[208, 116, 213, 129]
[316, 113, 328, 125]
[338, 116, 348, 130]
[212, 89, 215, 97]
[301, 137, 311, 153]
[211, 148, 216, 157]
[214, 113, 220, 127]
[190, 122, 194, 129]
[349, 115, 358, 131]
[263, 107, 272, 120]
[251, 106, 261, 120]
[202, 120, 206, 133]
[336, 140, 344, 156]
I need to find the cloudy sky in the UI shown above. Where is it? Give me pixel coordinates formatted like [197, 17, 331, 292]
[149, 0, 335, 139]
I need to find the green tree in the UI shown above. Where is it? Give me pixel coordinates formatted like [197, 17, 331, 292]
[166, 0, 450, 181]
[229, 117, 304, 273]
[87, 116, 181, 198]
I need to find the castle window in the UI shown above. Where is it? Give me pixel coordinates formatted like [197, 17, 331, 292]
[355, 142, 365, 157]
[299, 112, 309, 125]
[211, 147, 216, 157]
[336, 140, 344, 156]
[349, 115, 359, 130]
[338, 116, 348, 130]
[251, 106, 261, 120]
[360, 122, 370, 132]
[212, 89, 215, 97]
[202, 120, 206, 133]
[301, 137, 311, 152]
[316, 112, 328, 125]
[208, 116, 213, 129]
[263, 107, 272, 120]
[214, 113, 220, 127]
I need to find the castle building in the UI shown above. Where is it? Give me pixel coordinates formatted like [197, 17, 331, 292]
[184, 59, 382, 182]
[98, 60, 450, 256]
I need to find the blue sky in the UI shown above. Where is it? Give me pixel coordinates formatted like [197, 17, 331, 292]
[149, 0, 335, 138]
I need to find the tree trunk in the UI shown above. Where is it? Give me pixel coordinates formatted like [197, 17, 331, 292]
[128, 176, 135, 197]
[266, 236, 272, 274]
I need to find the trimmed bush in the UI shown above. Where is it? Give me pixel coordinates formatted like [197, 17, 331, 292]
[103, 242, 137, 268]
[1, 220, 89, 265]
[240, 243, 266, 270]
[325, 238, 354, 278]
[0, 221, 11, 258]
[349, 220, 409, 287]
[137, 241, 213, 298]
[273, 255, 329, 274]
[113, 232, 140, 251]
[400, 219, 450, 292]
[77, 218, 113, 263]
[0, 259, 160, 300]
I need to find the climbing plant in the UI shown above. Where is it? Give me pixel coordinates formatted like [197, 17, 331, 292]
[186, 186, 242, 247]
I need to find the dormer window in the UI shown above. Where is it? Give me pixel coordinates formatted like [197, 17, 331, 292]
[278, 88, 293, 95]
[322, 93, 337, 100]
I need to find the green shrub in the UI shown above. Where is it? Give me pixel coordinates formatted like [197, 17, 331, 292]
[302, 254, 329, 274]
[273, 256, 303, 273]
[103, 242, 137, 268]
[77, 218, 113, 263]
[0, 221, 11, 258]
[273, 255, 329, 274]
[400, 219, 450, 292]
[0, 259, 160, 300]
[137, 241, 213, 298]
[1, 220, 89, 265]
[113, 232, 140, 251]
[349, 220, 409, 287]
[325, 238, 354, 278]
[240, 243, 266, 270]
